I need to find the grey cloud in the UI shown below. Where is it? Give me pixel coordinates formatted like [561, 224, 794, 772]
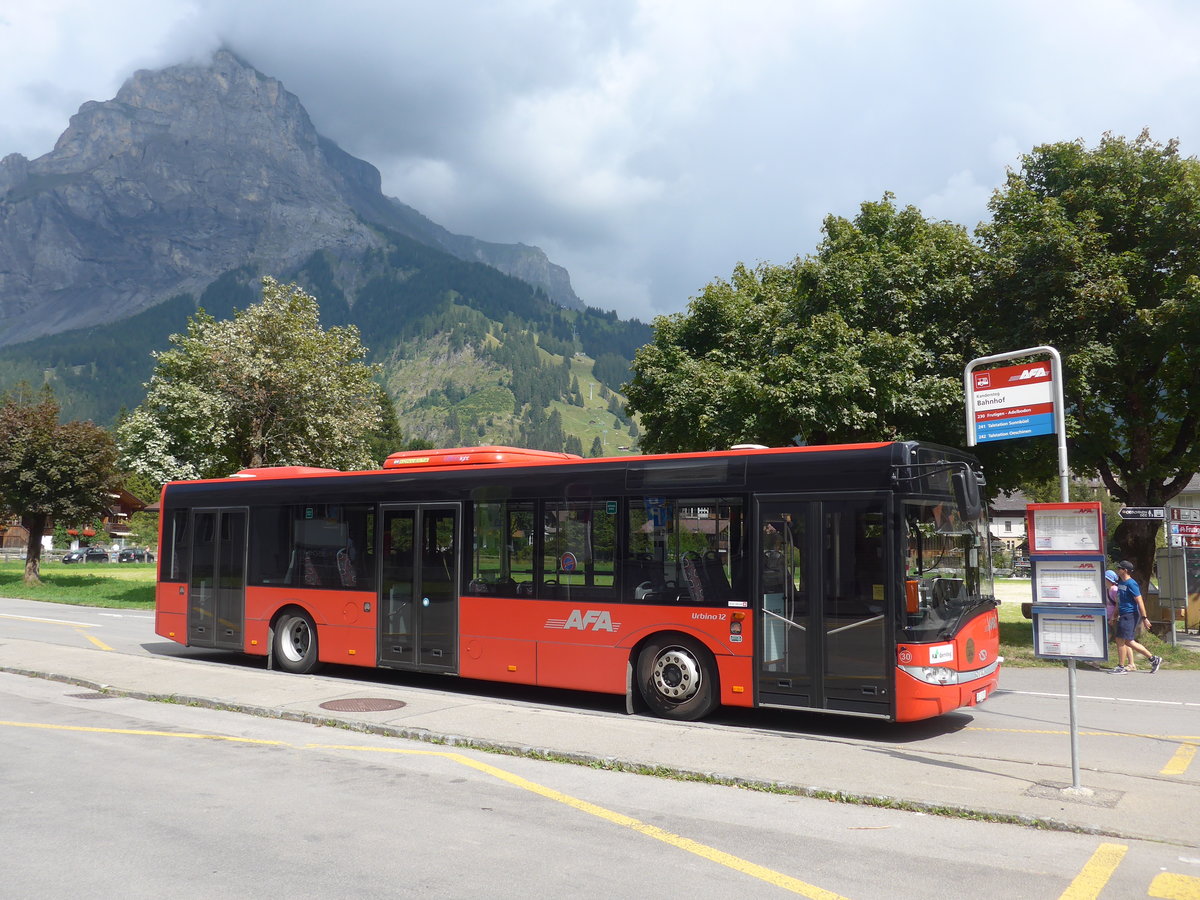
[5, 1, 1200, 320]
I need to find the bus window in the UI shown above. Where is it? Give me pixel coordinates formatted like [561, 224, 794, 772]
[248, 504, 375, 590]
[625, 497, 745, 605]
[903, 500, 993, 638]
[541, 500, 617, 599]
[161, 507, 190, 583]
[250, 506, 292, 584]
[470, 501, 535, 595]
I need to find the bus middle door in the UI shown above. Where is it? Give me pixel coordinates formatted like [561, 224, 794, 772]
[379, 504, 460, 672]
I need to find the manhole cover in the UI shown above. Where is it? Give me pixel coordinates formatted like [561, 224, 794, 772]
[319, 698, 407, 713]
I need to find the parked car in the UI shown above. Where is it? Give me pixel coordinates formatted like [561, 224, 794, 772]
[117, 547, 153, 563]
[63, 547, 110, 564]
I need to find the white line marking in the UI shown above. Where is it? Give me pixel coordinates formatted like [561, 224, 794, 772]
[995, 689, 1200, 709]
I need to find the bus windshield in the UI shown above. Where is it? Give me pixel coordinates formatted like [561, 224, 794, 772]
[904, 500, 994, 639]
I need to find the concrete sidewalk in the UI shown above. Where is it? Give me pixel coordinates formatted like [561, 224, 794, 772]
[1, 636, 1197, 848]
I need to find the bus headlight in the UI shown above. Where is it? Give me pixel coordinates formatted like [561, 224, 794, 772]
[899, 665, 957, 686]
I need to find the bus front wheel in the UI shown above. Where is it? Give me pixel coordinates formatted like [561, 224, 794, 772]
[274, 609, 321, 674]
[637, 635, 717, 721]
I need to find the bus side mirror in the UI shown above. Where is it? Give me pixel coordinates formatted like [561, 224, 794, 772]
[952, 469, 983, 521]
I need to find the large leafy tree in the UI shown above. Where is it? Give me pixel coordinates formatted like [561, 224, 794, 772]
[979, 131, 1200, 580]
[625, 197, 985, 452]
[118, 277, 384, 481]
[0, 385, 120, 584]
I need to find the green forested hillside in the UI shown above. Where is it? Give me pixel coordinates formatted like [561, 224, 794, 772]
[0, 233, 650, 459]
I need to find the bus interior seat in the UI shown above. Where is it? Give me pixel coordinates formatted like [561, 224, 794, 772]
[302, 552, 321, 586]
[300, 548, 352, 588]
[625, 554, 678, 601]
[336, 548, 357, 587]
[681, 551, 732, 604]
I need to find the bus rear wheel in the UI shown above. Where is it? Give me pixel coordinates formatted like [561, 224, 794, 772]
[637, 635, 717, 721]
[274, 609, 321, 674]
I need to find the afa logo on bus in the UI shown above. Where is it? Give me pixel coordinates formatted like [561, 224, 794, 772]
[545, 610, 621, 632]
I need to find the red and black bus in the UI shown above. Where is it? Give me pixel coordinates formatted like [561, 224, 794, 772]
[154, 441, 1000, 722]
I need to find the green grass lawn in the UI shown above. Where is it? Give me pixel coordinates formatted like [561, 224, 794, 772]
[996, 578, 1199, 670]
[0, 560, 155, 609]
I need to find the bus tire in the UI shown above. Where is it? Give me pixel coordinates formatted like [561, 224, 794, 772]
[636, 635, 717, 721]
[274, 609, 321, 674]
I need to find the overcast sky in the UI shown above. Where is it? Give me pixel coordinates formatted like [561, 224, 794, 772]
[4, 1, 1200, 321]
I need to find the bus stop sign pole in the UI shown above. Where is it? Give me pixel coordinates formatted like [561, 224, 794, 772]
[965, 346, 1088, 793]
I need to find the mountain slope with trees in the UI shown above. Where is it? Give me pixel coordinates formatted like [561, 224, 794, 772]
[0, 49, 648, 457]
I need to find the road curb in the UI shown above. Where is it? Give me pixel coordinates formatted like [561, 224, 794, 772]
[1, 661, 1150, 843]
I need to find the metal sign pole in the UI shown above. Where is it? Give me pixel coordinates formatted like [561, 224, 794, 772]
[1045, 349, 1084, 792]
[965, 346, 1085, 792]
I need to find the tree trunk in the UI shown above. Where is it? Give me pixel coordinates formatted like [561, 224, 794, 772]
[1112, 519, 1161, 589]
[22, 512, 47, 585]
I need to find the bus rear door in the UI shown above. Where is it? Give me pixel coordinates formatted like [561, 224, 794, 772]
[186, 507, 248, 651]
[757, 496, 891, 717]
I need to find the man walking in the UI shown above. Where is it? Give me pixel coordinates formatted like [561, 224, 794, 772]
[1112, 560, 1163, 674]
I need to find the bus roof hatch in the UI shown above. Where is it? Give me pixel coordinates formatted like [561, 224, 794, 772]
[382, 446, 582, 470]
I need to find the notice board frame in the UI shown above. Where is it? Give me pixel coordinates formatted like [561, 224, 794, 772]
[1032, 605, 1109, 661]
[1026, 501, 1105, 556]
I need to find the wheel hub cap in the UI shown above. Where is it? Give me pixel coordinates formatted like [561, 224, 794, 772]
[652, 648, 701, 701]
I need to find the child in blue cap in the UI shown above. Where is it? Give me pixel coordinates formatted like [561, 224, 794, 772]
[1104, 569, 1119, 625]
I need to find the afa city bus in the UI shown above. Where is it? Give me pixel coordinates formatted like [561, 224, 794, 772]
[154, 440, 1001, 722]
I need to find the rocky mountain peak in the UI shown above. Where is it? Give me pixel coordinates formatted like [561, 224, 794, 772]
[0, 50, 579, 348]
[55, 50, 317, 170]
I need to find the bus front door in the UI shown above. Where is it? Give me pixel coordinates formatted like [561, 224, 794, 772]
[379, 504, 459, 672]
[757, 497, 890, 717]
[186, 507, 247, 650]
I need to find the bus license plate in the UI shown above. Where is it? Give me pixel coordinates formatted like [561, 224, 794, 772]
[975, 688, 988, 703]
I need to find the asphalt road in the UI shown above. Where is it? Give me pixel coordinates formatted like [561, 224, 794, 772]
[3, 595, 1200, 897]
[0, 671, 1193, 900]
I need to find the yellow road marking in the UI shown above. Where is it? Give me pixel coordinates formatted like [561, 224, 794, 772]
[0, 721, 285, 745]
[1, 720, 847, 898]
[1, 611, 110, 650]
[1161, 743, 1198, 776]
[76, 628, 113, 651]
[313, 743, 849, 899]
[1149, 872, 1200, 899]
[1058, 842, 1127, 900]
[967, 727, 1200, 776]
[0, 612, 97, 627]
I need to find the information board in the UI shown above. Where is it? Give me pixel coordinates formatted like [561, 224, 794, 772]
[1032, 558, 1105, 605]
[1026, 502, 1105, 554]
[1033, 607, 1109, 661]
[1168, 509, 1200, 548]
[967, 361, 1055, 444]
